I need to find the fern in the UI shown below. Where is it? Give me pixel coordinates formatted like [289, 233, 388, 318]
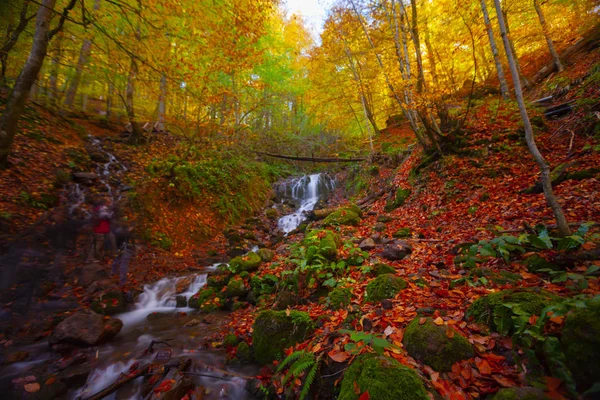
[299, 360, 319, 400]
[277, 351, 322, 399]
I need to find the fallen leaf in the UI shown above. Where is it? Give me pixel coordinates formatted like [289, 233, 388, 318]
[446, 328, 455, 338]
[24, 383, 40, 393]
[358, 391, 370, 400]
[545, 376, 562, 391]
[476, 359, 491, 375]
[418, 317, 427, 325]
[384, 325, 394, 337]
[328, 350, 350, 363]
[433, 317, 444, 325]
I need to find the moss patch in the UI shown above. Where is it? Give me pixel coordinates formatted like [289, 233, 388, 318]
[236, 341, 253, 363]
[305, 230, 341, 262]
[561, 297, 600, 393]
[373, 263, 396, 276]
[338, 354, 428, 400]
[226, 277, 246, 297]
[189, 287, 223, 312]
[223, 333, 239, 347]
[252, 310, 315, 365]
[491, 387, 548, 400]
[393, 227, 411, 238]
[257, 248, 275, 262]
[328, 287, 352, 310]
[467, 288, 561, 332]
[365, 274, 407, 302]
[523, 254, 561, 273]
[385, 187, 411, 211]
[322, 209, 361, 227]
[403, 318, 474, 372]
[229, 251, 262, 273]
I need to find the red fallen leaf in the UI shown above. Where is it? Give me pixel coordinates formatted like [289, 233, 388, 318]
[44, 377, 56, 385]
[549, 316, 564, 325]
[545, 376, 562, 391]
[545, 390, 569, 400]
[328, 350, 350, 363]
[153, 379, 174, 393]
[492, 375, 516, 387]
[353, 381, 361, 395]
[358, 391, 370, 400]
[418, 317, 427, 325]
[476, 359, 492, 375]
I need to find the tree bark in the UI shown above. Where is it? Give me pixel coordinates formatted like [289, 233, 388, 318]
[156, 73, 167, 131]
[423, 15, 438, 86]
[533, 0, 563, 72]
[493, 0, 570, 237]
[48, 32, 63, 106]
[0, 0, 34, 87]
[0, 0, 57, 166]
[502, 8, 530, 88]
[409, 0, 426, 93]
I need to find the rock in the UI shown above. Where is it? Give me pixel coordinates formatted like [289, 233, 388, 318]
[373, 222, 386, 232]
[373, 263, 396, 276]
[236, 342, 252, 363]
[223, 333, 239, 347]
[3, 351, 29, 364]
[467, 288, 561, 333]
[49, 310, 122, 346]
[403, 317, 474, 372]
[381, 299, 393, 310]
[327, 287, 352, 310]
[175, 295, 187, 308]
[377, 215, 392, 223]
[561, 297, 600, 393]
[380, 242, 412, 261]
[72, 172, 98, 182]
[385, 187, 411, 211]
[206, 272, 230, 289]
[338, 354, 428, 400]
[88, 150, 109, 163]
[274, 290, 297, 310]
[175, 276, 194, 293]
[416, 307, 435, 315]
[91, 291, 126, 315]
[322, 209, 361, 227]
[256, 248, 275, 262]
[371, 233, 382, 243]
[79, 263, 107, 286]
[359, 238, 376, 251]
[225, 277, 246, 298]
[252, 310, 314, 364]
[184, 318, 202, 327]
[305, 230, 341, 262]
[188, 287, 222, 312]
[393, 227, 411, 238]
[491, 387, 547, 400]
[265, 208, 279, 220]
[365, 274, 407, 302]
[229, 252, 262, 273]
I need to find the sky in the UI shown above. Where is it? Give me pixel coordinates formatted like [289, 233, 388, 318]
[283, 0, 334, 38]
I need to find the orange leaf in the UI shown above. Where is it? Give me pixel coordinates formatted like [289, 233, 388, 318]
[545, 376, 563, 391]
[328, 350, 350, 363]
[44, 377, 56, 385]
[24, 383, 40, 393]
[549, 316, 564, 325]
[476, 359, 492, 375]
[418, 317, 427, 325]
[433, 317, 444, 326]
[446, 328, 455, 338]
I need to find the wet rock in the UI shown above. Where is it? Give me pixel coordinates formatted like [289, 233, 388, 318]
[72, 172, 98, 183]
[88, 150, 109, 163]
[380, 242, 412, 261]
[2, 351, 29, 364]
[91, 291, 126, 315]
[365, 274, 407, 302]
[49, 310, 122, 346]
[176, 295, 187, 308]
[403, 317, 474, 372]
[359, 238, 376, 251]
[175, 276, 194, 293]
[184, 318, 202, 327]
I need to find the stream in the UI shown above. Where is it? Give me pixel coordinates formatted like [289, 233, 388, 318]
[0, 135, 337, 399]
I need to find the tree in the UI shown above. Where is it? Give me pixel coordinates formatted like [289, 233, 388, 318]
[533, 0, 563, 72]
[0, 0, 35, 87]
[480, 0, 510, 99]
[0, 0, 77, 166]
[493, 0, 570, 236]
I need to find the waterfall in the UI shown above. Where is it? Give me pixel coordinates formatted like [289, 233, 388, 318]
[277, 173, 336, 234]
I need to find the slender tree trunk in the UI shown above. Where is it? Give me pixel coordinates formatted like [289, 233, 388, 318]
[106, 80, 113, 118]
[533, 0, 563, 72]
[125, 55, 142, 143]
[502, 8, 530, 88]
[493, 0, 570, 236]
[0, 0, 33, 87]
[0, 0, 57, 166]
[409, 0, 426, 93]
[48, 32, 63, 106]
[423, 15, 438, 86]
[156, 73, 167, 131]
[64, 0, 101, 109]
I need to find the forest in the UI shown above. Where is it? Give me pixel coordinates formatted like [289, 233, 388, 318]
[0, 0, 599, 399]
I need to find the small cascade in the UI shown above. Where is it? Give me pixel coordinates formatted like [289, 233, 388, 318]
[277, 173, 336, 234]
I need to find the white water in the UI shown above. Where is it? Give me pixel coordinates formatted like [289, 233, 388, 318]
[277, 173, 335, 234]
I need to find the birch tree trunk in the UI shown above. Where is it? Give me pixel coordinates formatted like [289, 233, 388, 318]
[493, 0, 570, 236]
[533, 0, 563, 72]
[156, 73, 167, 131]
[0, 0, 56, 166]
[64, 0, 101, 109]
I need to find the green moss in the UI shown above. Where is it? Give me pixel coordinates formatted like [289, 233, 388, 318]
[365, 274, 407, 302]
[491, 387, 547, 400]
[207, 273, 230, 289]
[567, 168, 600, 181]
[189, 287, 223, 311]
[223, 333, 239, 347]
[229, 251, 262, 273]
[338, 354, 428, 400]
[240, 271, 249, 279]
[373, 263, 396, 276]
[305, 230, 341, 262]
[91, 291, 125, 315]
[385, 187, 411, 211]
[257, 248, 275, 262]
[393, 228, 411, 238]
[377, 215, 392, 223]
[523, 254, 561, 273]
[403, 318, 474, 372]
[561, 297, 600, 393]
[226, 277, 246, 297]
[236, 341, 253, 363]
[467, 289, 561, 332]
[265, 208, 279, 220]
[328, 287, 352, 310]
[252, 310, 315, 365]
[322, 209, 361, 227]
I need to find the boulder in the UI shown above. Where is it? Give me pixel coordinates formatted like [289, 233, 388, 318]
[322, 209, 361, 227]
[365, 274, 407, 302]
[305, 230, 341, 262]
[380, 242, 412, 261]
[188, 287, 222, 312]
[229, 252, 262, 273]
[175, 276, 194, 293]
[175, 295, 187, 308]
[72, 172, 98, 182]
[373, 263, 396, 276]
[491, 387, 547, 400]
[236, 342, 253, 363]
[49, 310, 122, 346]
[327, 287, 352, 310]
[91, 291, 126, 315]
[338, 354, 428, 400]
[256, 248, 275, 262]
[403, 317, 474, 372]
[252, 310, 314, 365]
[225, 277, 246, 298]
[359, 238, 376, 251]
[79, 263, 107, 286]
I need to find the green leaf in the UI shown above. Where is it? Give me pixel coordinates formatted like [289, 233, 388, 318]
[586, 265, 600, 275]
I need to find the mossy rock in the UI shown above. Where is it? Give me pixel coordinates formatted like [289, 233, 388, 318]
[236, 341, 253, 363]
[393, 228, 411, 238]
[385, 187, 411, 211]
[265, 208, 279, 220]
[567, 168, 600, 181]
[188, 287, 223, 312]
[252, 310, 315, 365]
[223, 333, 239, 347]
[561, 297, 600, 393]
[229, 251, 262, 273]
[226, 277, 246, 298]
[377, 215, 392, 223]
[305, 230, 341, 262]
[256, 248, 275, 262]
[328, 287, 352, 310]
[338, 353, 428, 400]
[491, 387, 547, 400]
[250, 273, 278, 295]
[467, 289, 561, 333]
[523, 254, 561, 273]
[365, 274, 407, 302]
[322, 209, 361, 227]
[403, 317, 474, 372]
[91, 291, 126, 315]
[373, 263, 396, 276]
[207, 273, 230, 289]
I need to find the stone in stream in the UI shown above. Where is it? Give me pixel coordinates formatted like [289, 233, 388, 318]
[49, 310, 122, 346]
[72, 172, 98, 183]
[229, 252, 262, 273]
[358, 237, 376, 251]
[380, 241, 412, 261]
[175, 295, 187, 308]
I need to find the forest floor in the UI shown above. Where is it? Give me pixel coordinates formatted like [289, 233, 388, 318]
[0, 46, 599, 400]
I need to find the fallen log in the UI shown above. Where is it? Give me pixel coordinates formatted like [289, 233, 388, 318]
[255, 151, 365, 163]
[81, 363, 152, 400]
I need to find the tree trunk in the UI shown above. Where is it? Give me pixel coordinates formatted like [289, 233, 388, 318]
[409, 0, 426, 93]
[48, 32, 63, 106]
[64, 0, 101, 109]
[423, 15, 438, 86]
[493, 0, 570, 237]
[533, 0, 563, 72]
[0, 0, 57, 166]
[502, 8, 530, 88]
[157, 73, 167, 131]
[0, 0, 33, 87]
[125, 55, 142, 143]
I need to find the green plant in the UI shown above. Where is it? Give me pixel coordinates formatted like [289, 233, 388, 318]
[339, 329, 397, 355]
[277, 351, 321, 400]
[539, 264, 599, 290]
